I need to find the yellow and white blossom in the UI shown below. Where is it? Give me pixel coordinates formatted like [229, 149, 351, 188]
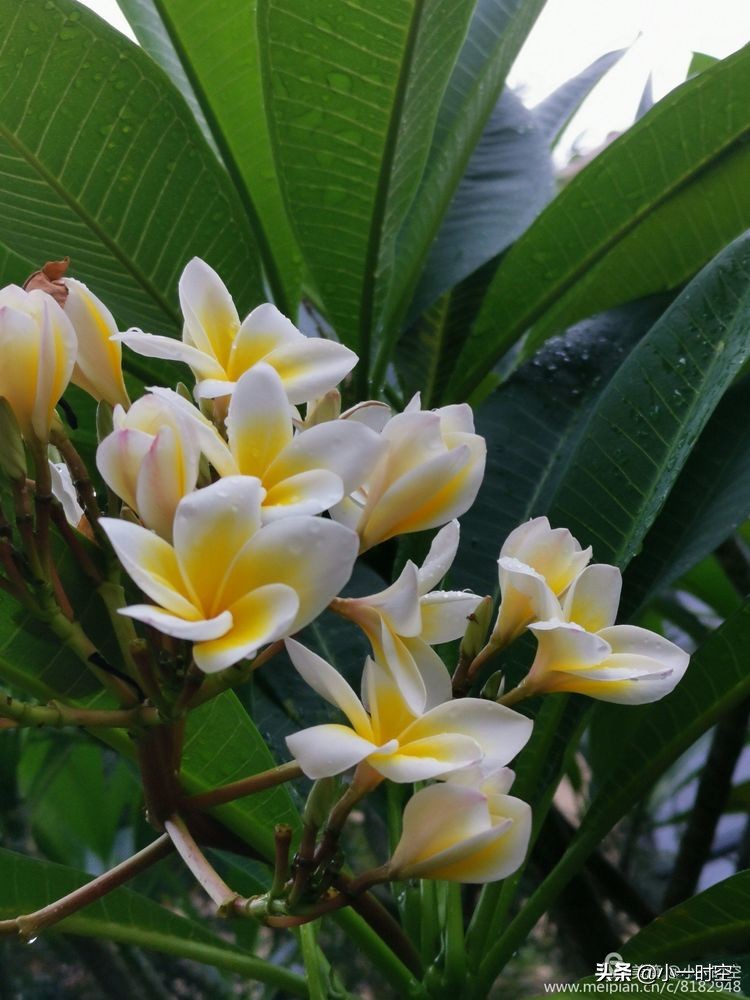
[63, 278, 130, 409]
[387, 764, 531, 883]
[331, 393, 486, 552]
[164, 363, 384, 521]
[117, 258, 357, 403]
[334, 521, 481, 712]
[96, 392, 210, 540]
[490, 517, 592, 649]
[0, 285, 77, 443]
[100, 476, 359, 673]
[517, 564, 689, 703]
[284, 639, 532, 781]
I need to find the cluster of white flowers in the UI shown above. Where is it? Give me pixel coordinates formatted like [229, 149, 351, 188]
[0, 258, 688, 886]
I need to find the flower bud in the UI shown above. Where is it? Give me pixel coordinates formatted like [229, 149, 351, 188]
[0, 285, 77, 443]
[63, 278, 130, 409]
[386, 778, 531, 884]
[459, 594, 494, 664]
[304, 389, 341, 427]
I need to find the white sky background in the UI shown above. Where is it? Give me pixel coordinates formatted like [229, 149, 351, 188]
[83, 0, 750, 163]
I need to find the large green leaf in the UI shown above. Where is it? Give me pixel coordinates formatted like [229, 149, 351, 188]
[453, 296, 667, 597]
[0, 239, 33, 285]
[0, 0, 263, 335]
[257, 0, 476, 365]
[373, 0, 548, 382]
[0, 848, 306, 994]
[117, 0, 301, 312]
[473, 600, 750, 995]
[622, 872, 750, 963]
[622, 377, 750, 617]
[449, 44, 750, 401]
[405, 87, 554, 324]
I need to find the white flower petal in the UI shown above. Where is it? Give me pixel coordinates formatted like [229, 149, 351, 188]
[119, 604, 232, 641]
[401, 698, 533, 766]
[418, 520, 460, 594]
[286, 724, 376, 779]
[562, 564, 622, 632]
[115, 330, 225, 380]
[371, 734, 482, 782]
[227, 364, 294, 477]
[135, 425, 199, 540]
[419, 590, 482, 644]
[96, 428, 153, 511]
[262, 469, 344, 520]
[266, 418, 384, 495]
[178, 257, 239, 367]
[285, 639, 372, 737]
[264, 337, 358, 404]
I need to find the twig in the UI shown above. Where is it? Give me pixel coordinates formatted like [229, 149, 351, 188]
[164, 815, 238, 911]
[0, 694, 160, 729]
[0, 835, 172, 939]
[183, 761, 302, 810]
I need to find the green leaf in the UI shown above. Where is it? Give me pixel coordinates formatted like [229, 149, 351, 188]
[534, 48, 626, 147]
[117, 0, 301, 313]
[0, 239, 33, 285]
[374, 0, 548, 381]
[0, 0, 263, 335]
[453, 295, 667, 597]
[449, 44, 750, 400]
[257, 0, 476, 365]
[622, 377, 750, 617]
[689, 51, 720, 78]
[0, 847, 307, 994]
[405, 87, 554, 324]
[475, 599, 750, 994]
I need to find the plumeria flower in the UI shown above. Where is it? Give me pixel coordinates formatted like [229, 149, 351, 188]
[117, 258, 357, 403]
[515, 565, 689, 704]
[96, 392, 212, 540]
[63, 278, 130, 409]
[302, 387, 391, 432]
[100, 476, 359, 673]
[334, 521, 481, 712]
[386, 763, 531, 883]
[284, 639, 532, 781]
[156, 364, 384, 521]
[331, 393, 486, 552]
[489, 517, 592, 650]
[0, 285, 77, 443]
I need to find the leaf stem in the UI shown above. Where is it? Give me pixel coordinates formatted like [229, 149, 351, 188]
[183, 761, 302, 810]
[164, 815, 238, 911]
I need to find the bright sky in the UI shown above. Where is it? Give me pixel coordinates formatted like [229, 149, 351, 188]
[83, 0, 750, 161]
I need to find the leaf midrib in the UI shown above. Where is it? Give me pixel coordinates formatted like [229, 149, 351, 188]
[0, 123, 181, 329]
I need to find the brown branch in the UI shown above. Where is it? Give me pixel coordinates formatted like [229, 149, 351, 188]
[182, 761, 302, 810]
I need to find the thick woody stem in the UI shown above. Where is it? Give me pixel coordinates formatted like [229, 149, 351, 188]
[0, 835, 172, 939]
[164, 815, 238, 912]
[0, 694, 160, 729]
[183, 761, 303, 810]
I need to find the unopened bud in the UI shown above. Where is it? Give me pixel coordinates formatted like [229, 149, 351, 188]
[459, 595, 494, 663]
[0, 399, 27, 481]
[303, 776, 340, 829]
[305, 389, 341, 427]
[481, 670, 505, 701]
[23, 258, 70, 307]
[96, 400, 114, 443]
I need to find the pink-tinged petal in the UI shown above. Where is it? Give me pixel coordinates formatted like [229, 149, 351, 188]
[263, 337, 358, 405]
[370, 733, 482, 782]
[286, 724, 376, 779]
[403, 698, 533, 765]
[227, 364, 294, 478]
[361, 444, 484, 551]
[562, 564, 622, 632]
[193, 583, 299, 673]
[220, 515, 358, 629]
[96, 428, 152, 511]
[136, 425, 199, 540]
[64, 277, 129, 408]
[399, 638, 453, 709]
[266, 418, 383, 496]
[98, 518, 199, 619]
[119, 604, 232, 641]
[172, 476, 265, 617]
[178, 258, 239, 368]
[262, 469, 344, 520]
[285, 639, 373, 738]
[492, 557, 564, 647]
[115, 330, 225, 380]
[419, 591, 482, 644]
[418, 521, 460, 594]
